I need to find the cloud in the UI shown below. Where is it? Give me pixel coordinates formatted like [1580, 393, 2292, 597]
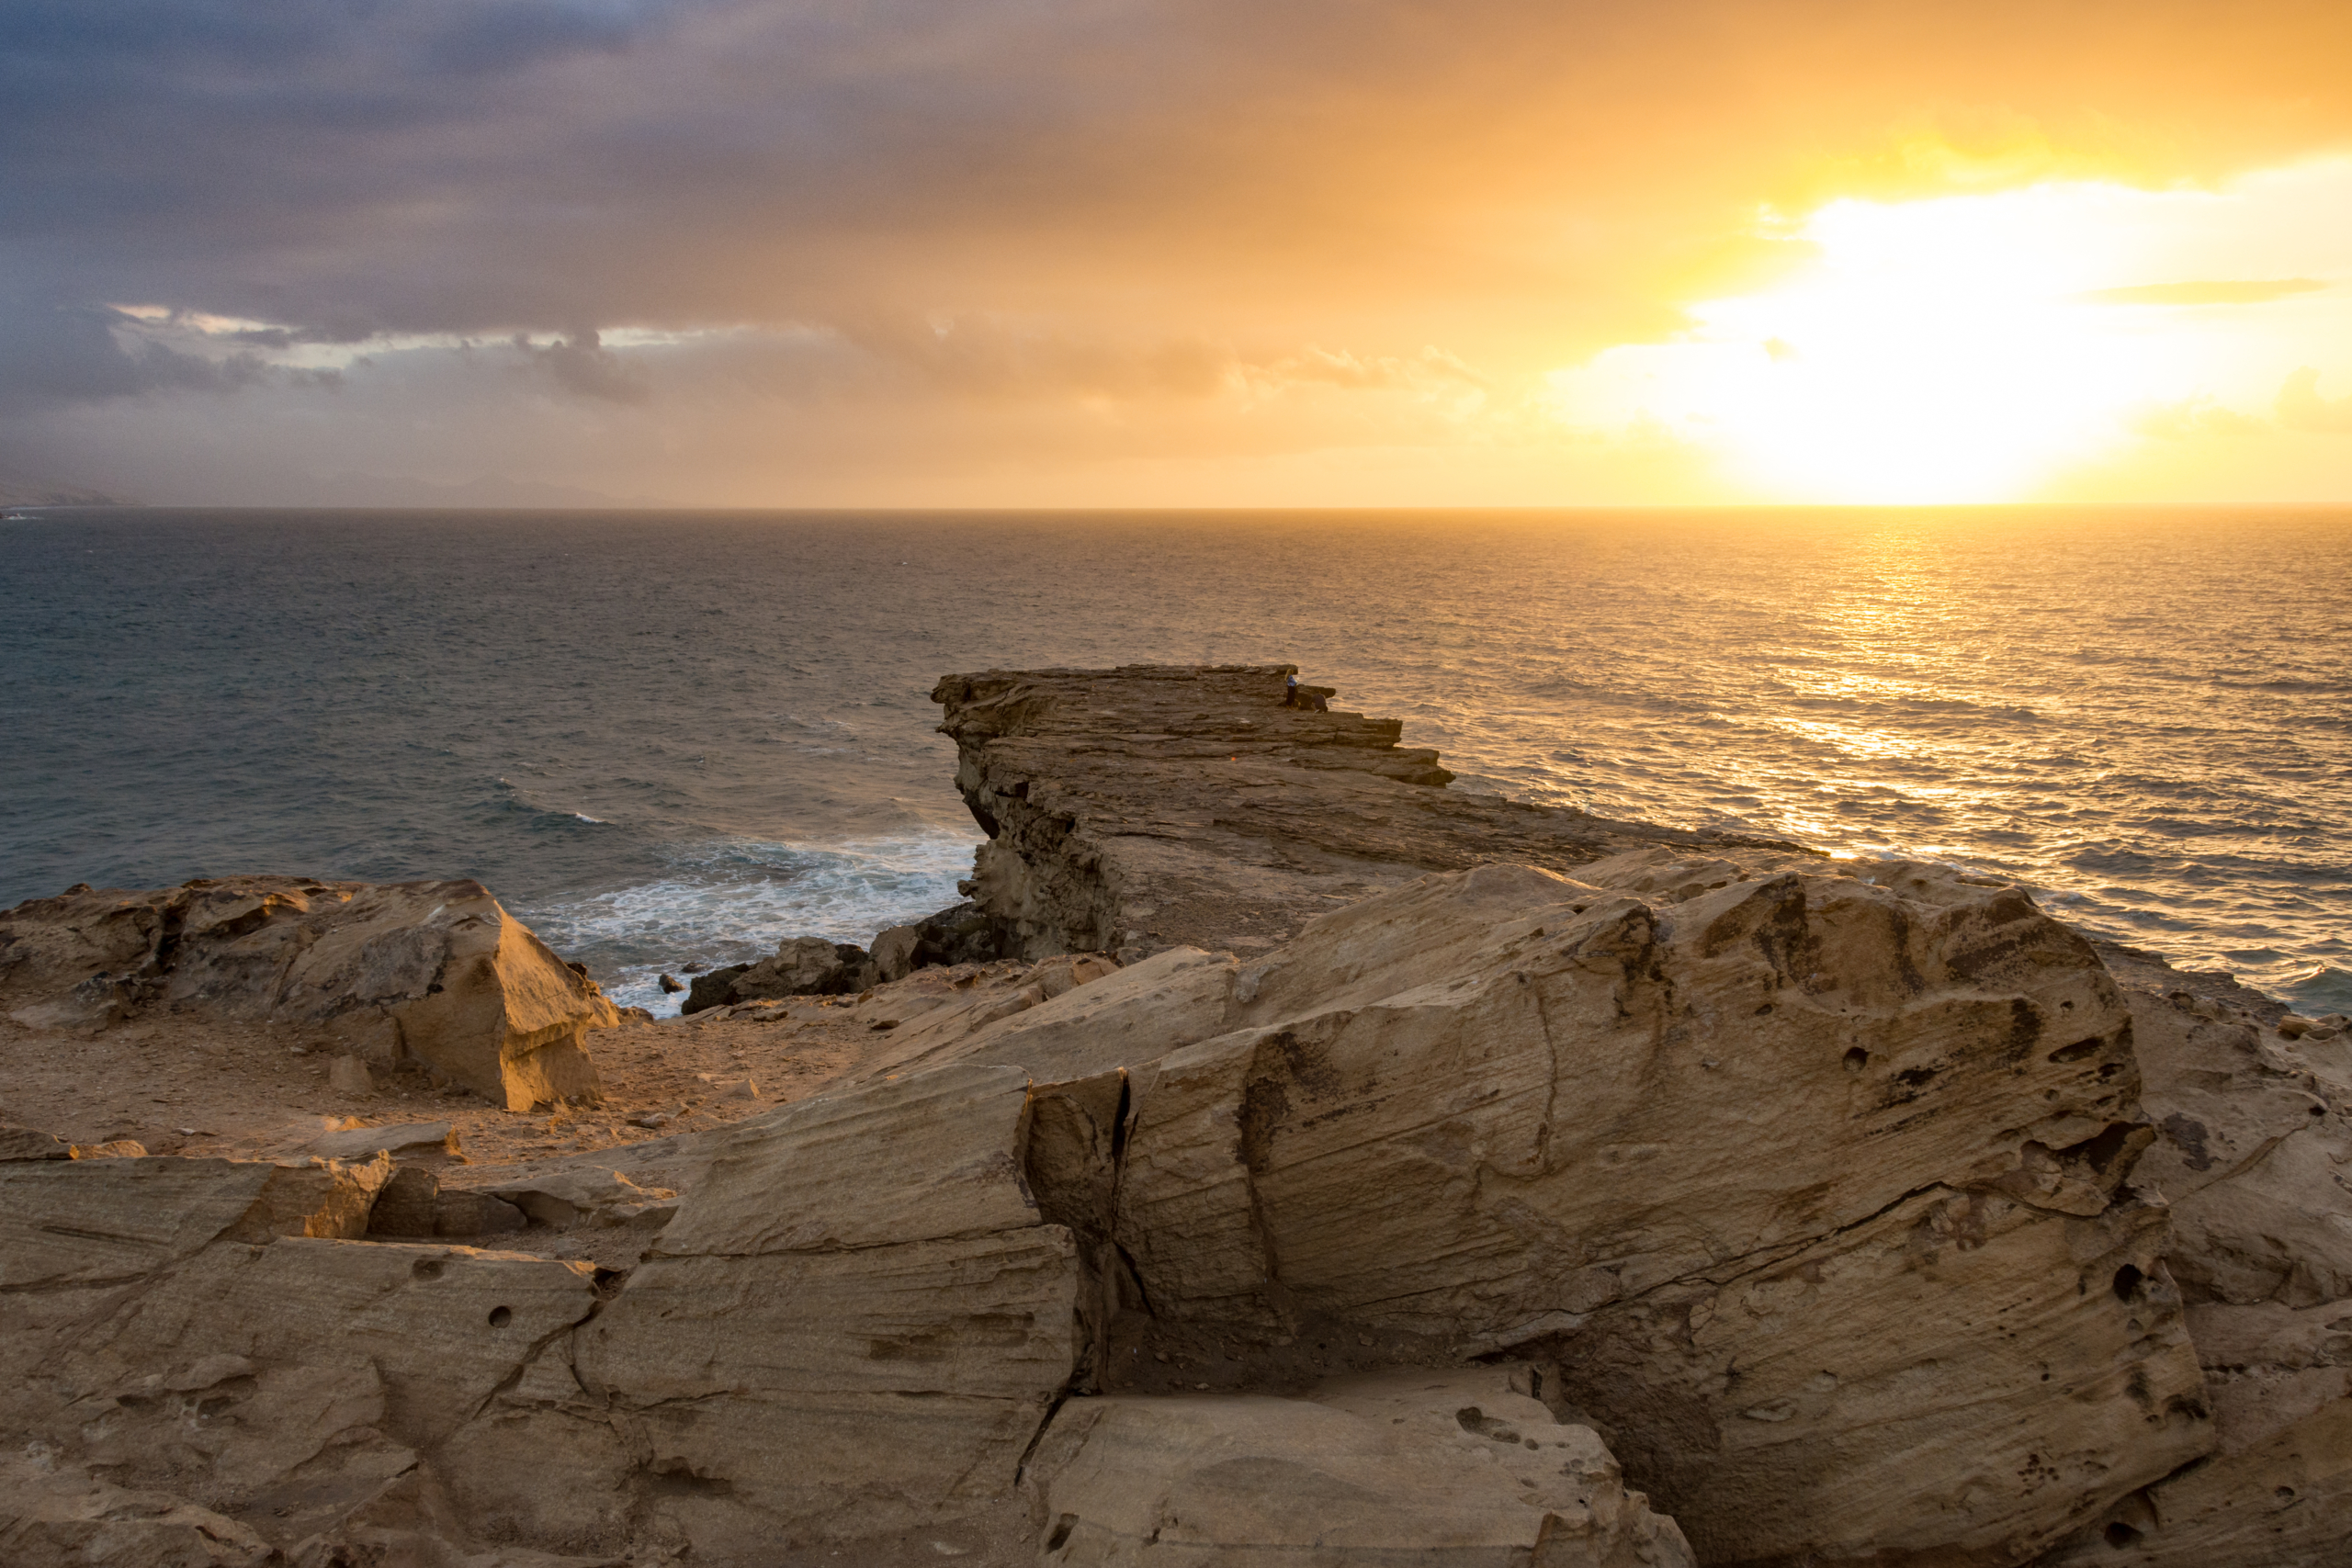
[514, 330, 652, 403]
[2277, 367, 2352, 433]
[7, 0, 2352, 498]
[2081, 278, 2329, 306]
[0, 299, 282, 414]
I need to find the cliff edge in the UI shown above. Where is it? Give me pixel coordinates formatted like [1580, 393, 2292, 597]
[933, 661, 1812, 959]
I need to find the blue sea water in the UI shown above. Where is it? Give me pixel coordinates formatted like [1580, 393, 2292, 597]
[2, 508, 2346, 1016]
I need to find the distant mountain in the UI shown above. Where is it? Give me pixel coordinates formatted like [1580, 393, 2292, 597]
[0, 466, 132, 507]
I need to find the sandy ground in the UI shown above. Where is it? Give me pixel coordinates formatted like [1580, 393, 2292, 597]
[0, 959, 1051, 1185]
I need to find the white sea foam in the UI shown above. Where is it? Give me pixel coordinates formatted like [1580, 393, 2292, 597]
[514, 830, 980, 1016]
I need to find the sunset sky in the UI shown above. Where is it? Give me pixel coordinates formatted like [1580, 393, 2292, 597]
[6, 0, 2351, 506]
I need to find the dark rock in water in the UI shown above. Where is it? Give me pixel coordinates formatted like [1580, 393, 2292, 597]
[730, 938, 877, 1002]
[657, 973, 684, 994]
[681, 962, 706, 974]
[679, 939, 883, 1013]
[871, 903, 1010, 982]
[681, 964, 751, 1015]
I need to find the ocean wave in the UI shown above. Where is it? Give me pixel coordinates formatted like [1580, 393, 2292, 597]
[513, 829, 979, 1017]
[492, 776, 617, 829]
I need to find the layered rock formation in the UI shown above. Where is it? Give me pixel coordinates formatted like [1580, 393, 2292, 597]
[0, 876, 618, 1110]
[845, 851, 2215, 1566]
[4, 666, 2346, 1567]
[932, 663, 1809, 961]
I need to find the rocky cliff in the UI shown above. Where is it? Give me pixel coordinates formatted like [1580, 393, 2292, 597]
[932, 663, 1812, 960]
[1, 667, 2346, 1567]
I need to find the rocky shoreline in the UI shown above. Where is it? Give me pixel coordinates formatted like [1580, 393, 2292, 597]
[0, 663, 2346, 1567]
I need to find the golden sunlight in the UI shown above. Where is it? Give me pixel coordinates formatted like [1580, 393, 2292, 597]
[1544, 159, 2352, 502]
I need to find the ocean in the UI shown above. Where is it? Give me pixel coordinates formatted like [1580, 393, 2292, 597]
[2, 508, 2345, 1018]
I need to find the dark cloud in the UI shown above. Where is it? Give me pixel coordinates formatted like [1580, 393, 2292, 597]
[514, 330, 652, 402]
[0, 300, 273, 414]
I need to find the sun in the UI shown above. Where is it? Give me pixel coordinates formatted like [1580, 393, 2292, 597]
[1543, 161, 2352, 502]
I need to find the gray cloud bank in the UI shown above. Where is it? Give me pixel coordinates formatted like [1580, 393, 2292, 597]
[6, 0, 2350, 502]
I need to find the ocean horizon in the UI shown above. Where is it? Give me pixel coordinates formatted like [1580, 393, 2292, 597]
[4, 504, 2345, 1018]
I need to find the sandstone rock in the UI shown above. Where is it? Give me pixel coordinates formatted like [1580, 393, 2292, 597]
[870, 922, 922, 982]
[369, 1164, 443, 1237]
[21, 1235, 601, 1556]
[0, 1153, 393, 1411]
[0, 876, 617, 1111]
[486, 1168, 677, 1229]
[932, 664, 1807, 960]
[2029, 954, 2352, 1566]
[1034, 951, 1121, 998]
[0, 1123, 71, 1160]
[893, 858, 2209, 1565]
[0, 1156, 387, 1291]
[2125, 984, 2352, 1307]
[329, 1053, 376, 1095]
[435, 1190, 530, 1236]
[314, 1118, 459, 1162]
[435, 1065, 1085, 1560]
[0, 1453, 277, 1567]
[68, 1137, 148, 1158]
[1028, 1365, 1694, 1566]
[863, 945, 1237, 1087]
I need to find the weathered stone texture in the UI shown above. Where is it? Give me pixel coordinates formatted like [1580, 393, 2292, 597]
[0, 875, 617, 1109]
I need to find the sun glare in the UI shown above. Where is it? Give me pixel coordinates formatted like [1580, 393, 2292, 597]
[1545, 160, 2352, 502]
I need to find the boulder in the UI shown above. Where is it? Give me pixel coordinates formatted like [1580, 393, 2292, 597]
[1028, 1365, 1693, 1566]
[730, 936, 879, 1000]
[678, 937, 881, 1014]
[679, 962, 750, 1014]
[870, 922, 922, 982]
[0, 876, 618, 1111]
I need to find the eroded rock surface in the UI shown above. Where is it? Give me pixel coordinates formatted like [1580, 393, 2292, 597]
[2034, 952, 2352, 1567]
[889, 852, 2215, 1566]
[932, 663, 1809, 961]
[1029, 1365, 1693, 1566]
[0, 876, 617, 1110]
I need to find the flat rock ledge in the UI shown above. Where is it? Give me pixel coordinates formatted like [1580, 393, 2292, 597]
[933, 662, 1815, 960]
